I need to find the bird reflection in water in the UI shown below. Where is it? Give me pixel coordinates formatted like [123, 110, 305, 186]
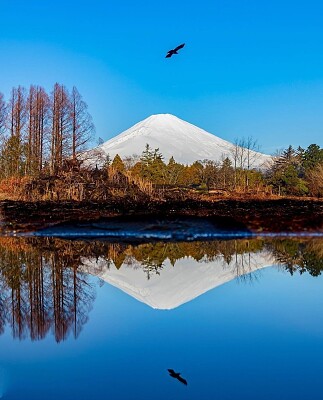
[168, 369, 188, 385]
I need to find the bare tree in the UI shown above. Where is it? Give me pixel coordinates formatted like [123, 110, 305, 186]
[0, 93, 7, 167]
[237, 138, 247, 170]
[6, 86, 27, 176]
[0, 92, 7, 138]
[33, 86, 50, 173]
[230, 138, 240, 190]
[0, 85, 96, 179]
[25, 86, 49, 175]
[230, 137, 260, 191]
[26, 85, 36, 175]
[50, 84, 71, 174]
[244, 136, 259, 188]
[70, 86, 95, 160]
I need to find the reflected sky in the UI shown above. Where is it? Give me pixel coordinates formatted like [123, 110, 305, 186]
[0, 238, 322, 399]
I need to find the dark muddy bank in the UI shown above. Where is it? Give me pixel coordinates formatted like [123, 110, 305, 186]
[0, 198, 322, 235]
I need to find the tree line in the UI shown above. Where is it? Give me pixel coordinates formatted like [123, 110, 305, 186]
[105, 141, 323, 197]
[0, 84, 94, 178]
[266, 144, 323, 197]
[102, 143, 267, 194]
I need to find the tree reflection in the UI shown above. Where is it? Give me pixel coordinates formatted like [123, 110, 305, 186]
[0, 238, 95, 342]
[268, 239, 323, 276]
[0, 236, 322, 340]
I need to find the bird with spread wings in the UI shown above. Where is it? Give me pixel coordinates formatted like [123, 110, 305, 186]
[167, 369, 188, 385]
[165, 43, 185, 58]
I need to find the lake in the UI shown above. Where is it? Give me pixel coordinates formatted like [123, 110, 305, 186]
[0, 236, 322, 399]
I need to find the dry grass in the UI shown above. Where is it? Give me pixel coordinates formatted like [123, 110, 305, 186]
[0, 168, 322, 203]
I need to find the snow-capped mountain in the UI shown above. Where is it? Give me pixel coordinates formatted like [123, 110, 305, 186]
[81, 251, 274, 310]
[85, 114, 272, 167]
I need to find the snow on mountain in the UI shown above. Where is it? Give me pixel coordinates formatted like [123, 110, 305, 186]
[84, 114, 272, 167]
[80, 250, 274, 310]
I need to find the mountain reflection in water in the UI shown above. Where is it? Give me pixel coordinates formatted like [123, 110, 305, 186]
[0, 237, 322, 342]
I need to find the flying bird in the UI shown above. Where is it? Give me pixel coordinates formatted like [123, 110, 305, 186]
[165, 43, 185, 58]
[167, 369, 188, 385]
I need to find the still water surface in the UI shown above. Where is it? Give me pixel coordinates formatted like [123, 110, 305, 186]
[0, 237, 322, 399]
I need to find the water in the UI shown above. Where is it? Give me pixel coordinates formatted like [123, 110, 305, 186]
[0, 236, 322, 399]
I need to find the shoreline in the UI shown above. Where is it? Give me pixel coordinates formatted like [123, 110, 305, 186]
[0, 198, 322, 235]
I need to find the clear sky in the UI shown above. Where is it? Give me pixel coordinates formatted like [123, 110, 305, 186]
[0, 0, 322, 154]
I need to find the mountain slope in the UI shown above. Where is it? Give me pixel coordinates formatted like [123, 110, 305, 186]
[85, 114, 272, 167]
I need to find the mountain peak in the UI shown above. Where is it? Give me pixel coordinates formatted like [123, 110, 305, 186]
[90, 114, 271, 167]
[134, 113, 188, 128]
[147, 113, 176, 119]
[146, 113, 180, 120]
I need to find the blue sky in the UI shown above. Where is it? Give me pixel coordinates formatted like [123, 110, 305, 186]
[0, 0, 323, 154]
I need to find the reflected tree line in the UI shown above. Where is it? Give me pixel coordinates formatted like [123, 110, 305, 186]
[0, 237, 322, 341]
[109, 239, 323, 279]
[0, 238, 95, 342]
[267, 239, 323, 277]
[119, 240, 266, 280]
